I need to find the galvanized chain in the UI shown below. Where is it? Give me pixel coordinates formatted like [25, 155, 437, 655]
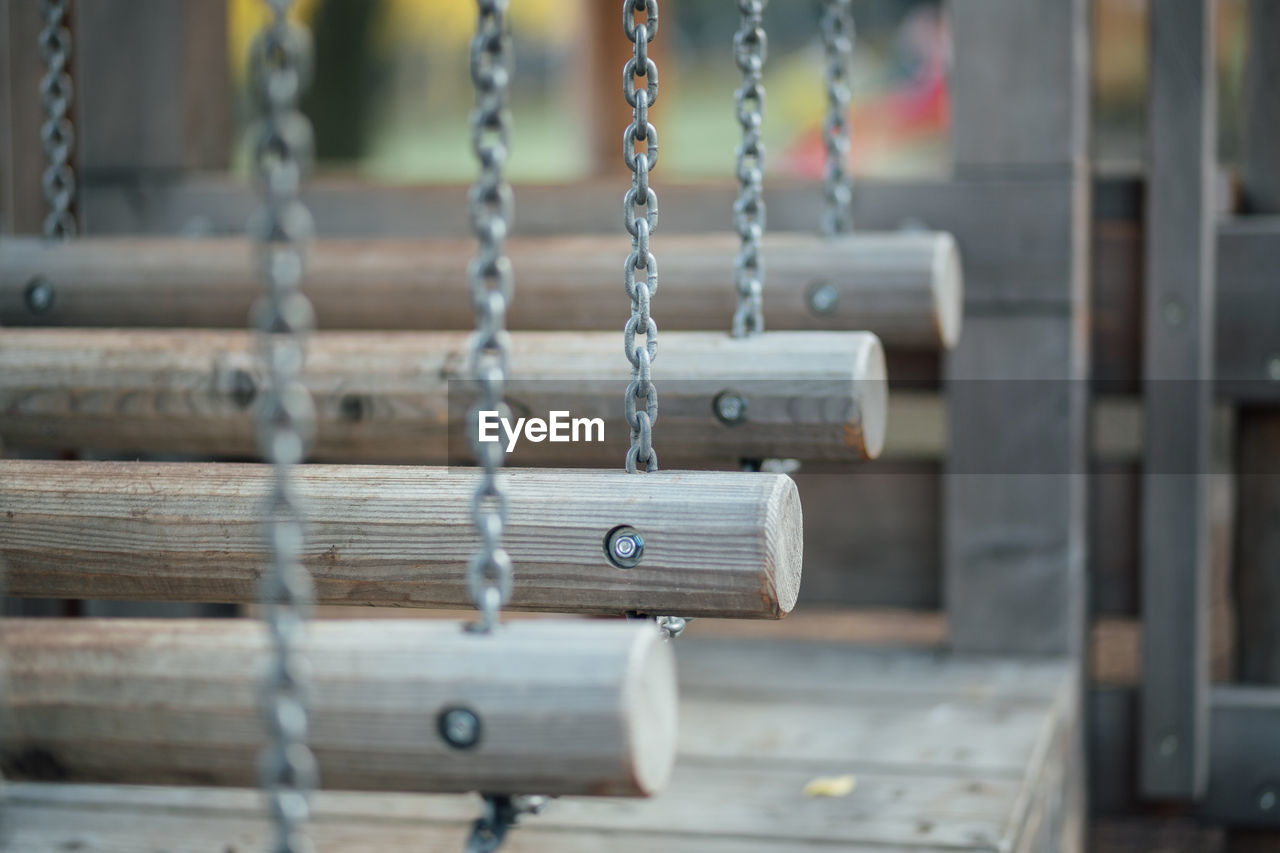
[248, 2, 319, 852]
[623, 0, 660, 474]
[732, 0, 767, 338]
[39, 0, 76, 239]
[465, 0, 515, 635]
[820, 0, 854, 236]
[464, 795, 549, 853]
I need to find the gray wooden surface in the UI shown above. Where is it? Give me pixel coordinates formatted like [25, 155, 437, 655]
[1139, 0, 1216, 801]
[942, 0, 1090, 658]
[0, 638, 1079, 853]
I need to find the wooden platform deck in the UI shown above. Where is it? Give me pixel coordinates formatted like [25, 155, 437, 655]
[0, 637, 1080, 852]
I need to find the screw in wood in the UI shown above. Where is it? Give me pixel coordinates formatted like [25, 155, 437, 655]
[24, 277, 55, 314]
[438, 706, 482, 750]
[604, 525, 645, 569]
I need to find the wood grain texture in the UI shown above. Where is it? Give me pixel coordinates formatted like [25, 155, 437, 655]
[0, 233, 961, 348]
[943, 0, 1090, 662]
[0, 618, 677, 796]
[0, 328, 887, 463]
[0, 460, 803, 617]
[0, 638, 1079, 852]
[0, 1, 48, 235]
[1139, 0, 1215, 801]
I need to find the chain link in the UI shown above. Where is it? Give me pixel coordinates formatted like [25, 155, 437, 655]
[39, 0, 76, 239]
[465, 0, 515, 634]
[820, 0, 854, 236]
[732, 0, 767, 338]
[248, 2, 319, 851]
[623, 0, 660, 474]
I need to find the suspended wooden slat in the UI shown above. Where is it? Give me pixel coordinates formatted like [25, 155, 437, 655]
[0, 618, 677, 797]
[0, 233, 962, 348]
[0, 328, 886, 463]
[0, 460, 803, 617]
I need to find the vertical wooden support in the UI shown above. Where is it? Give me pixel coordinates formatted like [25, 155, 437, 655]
[1233, 0, 1280, 689]
[944, 0, 1090, 657]
[0, 0, 50, 234]
[71, 0, 230, 231]
[1139, 0, 1216, 801]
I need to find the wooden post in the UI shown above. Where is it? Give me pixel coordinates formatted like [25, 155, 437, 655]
[0, 328, 887, 464]
[0, 1, 51, 235]
[1139, 0, 1216, 801]
[1233, 0, 1280, 688]
[70, 0, 230, 232]
[0, 618, 677, 797]
[0, 460, 803, 618]
[0, 233, 963, 349]
[943, 0, 1091, 658]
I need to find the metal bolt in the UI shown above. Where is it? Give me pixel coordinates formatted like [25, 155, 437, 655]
[24, 277, 55, 315]
[1267, 355, 1280, 382]
[713, 390, 748, 426]
[339, 394, 365, 422]
[1259, 785, 1279, 813]
[604, 525, 645, 569]
[230, 369, 258, 410]
[1163, 298, 1184, 327]
[438, 706, 482, 750]
[1158, 734, 1179, 758]
[807, 280, 839, 316]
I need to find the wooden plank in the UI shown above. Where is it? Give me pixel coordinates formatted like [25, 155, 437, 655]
[0, 639, 1077, 852]
[75, 175, 1069, 308]
[949, 0, 1089, 173]
[1241, 0, 1280, 214]
[1216, 219, 1280, 400]
[1, 618, 676, 797]
[942, 0, 1091, 658]
[1233, 413, 1280, 683]
[943, 314, 1088, 656]
[0, 460, 803, 618]
[1202, 686, 1280, 827]
[71, 0, 229, 181]
[1139, 0, 1216, 801]
[0, 0, 48, 235]
[0, 328, 887, 464]
[0, 233, 963, 349]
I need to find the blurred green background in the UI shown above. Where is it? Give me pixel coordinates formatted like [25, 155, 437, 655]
[226, 0, 1250, 183]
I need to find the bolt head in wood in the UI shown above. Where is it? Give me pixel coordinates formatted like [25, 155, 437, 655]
[713, 390, 748, 426]
[438, 706, 482, 750]
[807, 281, 838, 316]
[24, 277, 55, 315]
[605, 526, 644, 568]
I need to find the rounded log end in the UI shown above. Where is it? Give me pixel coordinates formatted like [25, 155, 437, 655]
[763, 473, 804, 616]
[623, 623, 679, 795]
[850, 332, 888, 461]
[933, 232, 964, 349]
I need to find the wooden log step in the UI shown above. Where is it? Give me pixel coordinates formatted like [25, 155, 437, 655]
[0, 460, 803, 617]
[0, 618, 677, 797]
[0, 328, 887, 463]
[0, 233, 962, 348]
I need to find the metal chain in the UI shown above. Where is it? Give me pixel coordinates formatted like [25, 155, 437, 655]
[623, 0, 660, 474]
[248, 2, 319, 852]
[39, 0, 76, 239]
[464, 795, 549, 853]
[820, 0, 854, 236]
[732, 0, 767, 337]
[465, 0, 515, 634]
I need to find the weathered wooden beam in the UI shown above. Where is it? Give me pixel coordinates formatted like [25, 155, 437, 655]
[0, 618, 677, 797]
[0, 233, 961, 348]
[943, 0, 1090, 659]
[0, 460, 803, 617]
[0, 328, 886, 464]
[0, 1, 50, 235]
[1139, 0, 1215, 802]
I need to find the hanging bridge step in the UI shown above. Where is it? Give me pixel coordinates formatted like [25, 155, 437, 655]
[0, 460, 803, 618]
[0, 618, 676, 797]
[0, 328, 886, 463]
[0, 635, 1079, 852]
[0, 233, 962, 349]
